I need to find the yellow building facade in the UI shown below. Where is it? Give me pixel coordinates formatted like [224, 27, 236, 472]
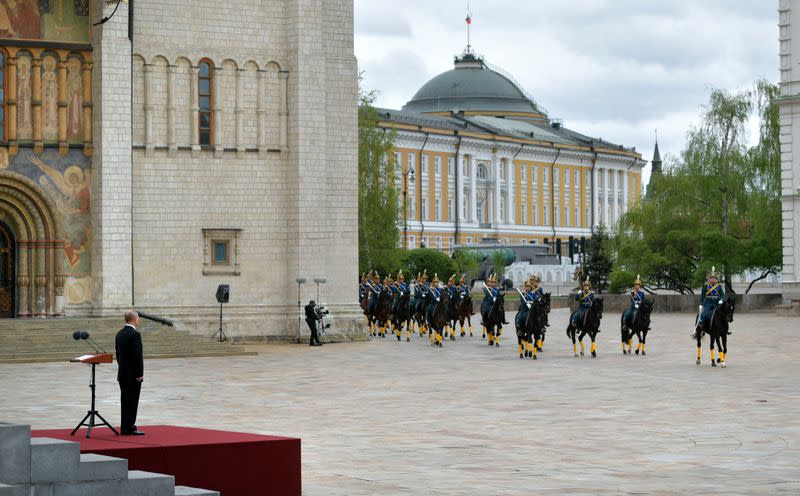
[379, 51, 645, 254]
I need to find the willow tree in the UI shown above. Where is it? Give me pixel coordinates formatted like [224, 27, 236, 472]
[616, 80, 781, 293]
[358, 86, 400, 275]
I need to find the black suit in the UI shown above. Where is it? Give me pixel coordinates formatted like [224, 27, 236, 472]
[305, 304, 320, 345]
[115, 324, 144, 434]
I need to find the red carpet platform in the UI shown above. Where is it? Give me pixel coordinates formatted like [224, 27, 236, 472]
[33, 425, 301, 496]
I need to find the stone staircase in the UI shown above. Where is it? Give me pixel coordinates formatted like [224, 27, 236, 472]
[0, 317, 256, 364]
[0, 422, 219, 495]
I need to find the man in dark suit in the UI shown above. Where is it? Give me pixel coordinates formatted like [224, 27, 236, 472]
[115, 310, 144, 435]
[305, 300, 322, 346]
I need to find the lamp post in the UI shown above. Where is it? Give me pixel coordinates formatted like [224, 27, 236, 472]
[313, 277, 327, 304]
[402, 167, 415, 249]
[295, 277, 306, 337]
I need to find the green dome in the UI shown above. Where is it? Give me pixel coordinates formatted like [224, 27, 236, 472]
[402, 54, 542, 116]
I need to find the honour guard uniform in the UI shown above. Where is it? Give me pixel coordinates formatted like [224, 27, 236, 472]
[446, 274, 458, 339]
[622, 275, 646, 353]
[571, 278, 595, 330]
[427, 274, 444, 346]
[481, 273, 504, 343]
[693, 267, 727, 339]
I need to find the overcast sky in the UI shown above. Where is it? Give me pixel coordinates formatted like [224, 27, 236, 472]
[354, 1, 777, 181]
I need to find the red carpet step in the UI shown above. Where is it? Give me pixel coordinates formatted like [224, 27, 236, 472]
[33, 425, 301, 496]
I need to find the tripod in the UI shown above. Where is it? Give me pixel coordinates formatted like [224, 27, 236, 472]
[211, 300, 227, 342]
[71, 363, 119, 438]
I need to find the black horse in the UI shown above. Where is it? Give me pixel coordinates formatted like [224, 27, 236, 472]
[516, 298, 547, 359]
[696, 286, 736, 368]
[372, 288, 393, 338]
[536, 293, 551, 352]
[392, 291, 413, 342]
[621, 297, 654, 355]
[566, 297, 604, 358]
[482, 291, 506, 347]
[426, 289, 451, 348]
[455, 291, 474, 337]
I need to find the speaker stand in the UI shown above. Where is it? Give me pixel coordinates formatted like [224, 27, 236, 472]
[211, 301, 227, 342]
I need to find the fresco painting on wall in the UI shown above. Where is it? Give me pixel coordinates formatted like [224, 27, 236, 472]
[0, 0, 89, 43]
[42, 55, 58, 141]
[16, 53, 32, 140]
[66, 56, 82, 141]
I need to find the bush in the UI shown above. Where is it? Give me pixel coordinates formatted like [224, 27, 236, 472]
[609, 269, 635, 294]
[403, 249, 457, 281]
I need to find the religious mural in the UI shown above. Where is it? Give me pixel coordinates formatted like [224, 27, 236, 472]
[66, 56, 82, 141]
[0, 0, 90, 43]
[0, 147, 92, 304]
[16, 53, 32, 140]
[42, 55, 58, 141]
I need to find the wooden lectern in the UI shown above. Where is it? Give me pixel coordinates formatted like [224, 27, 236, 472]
[70, 353, 119, 438]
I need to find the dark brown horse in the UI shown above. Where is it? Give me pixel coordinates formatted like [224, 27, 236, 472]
[566, 297, 603, 358]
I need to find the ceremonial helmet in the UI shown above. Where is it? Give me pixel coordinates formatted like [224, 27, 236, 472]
[448, 273, 456, 284]
[634, 274, 643, 286]
[385, 274, 394, 285]
[530, 273, 541, 284]
[432, 272, 440, 284]
[582, 277, 592, 289]
[360, 272, 366, 284]
[523, 279, 532, 290]
[708, 266, 718, 279]
[421, 269, 428, 282]
[459, 273, 467, 285]
[373, 271, 380, 281]
[397, 270, 405, 281]
[487, 273, 497, 284]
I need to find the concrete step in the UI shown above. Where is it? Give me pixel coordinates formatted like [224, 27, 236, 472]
[30, 438, 80, 483]
[0, 483, 26, 496]
[127, 470, 174, 495]
[77, 454, 128, 482]
[0, 423, 31, 485]
[174, 486, 221, 495]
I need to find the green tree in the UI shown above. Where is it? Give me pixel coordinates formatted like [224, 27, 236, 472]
[584, 225, 613, 293]
[490, 250, 508, 280]
[451, 248, 481, 279]
[616, 80, 782, 293]
[358, 83, 400, 275]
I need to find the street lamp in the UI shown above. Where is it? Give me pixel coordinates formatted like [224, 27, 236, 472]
[313, 277, 327, 303]
[402, 167, 415, 249]
[295, 277, 307, 335]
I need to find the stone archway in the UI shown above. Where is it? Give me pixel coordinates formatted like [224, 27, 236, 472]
[0, 171, 65, 318]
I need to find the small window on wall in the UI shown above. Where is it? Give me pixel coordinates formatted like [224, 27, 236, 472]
[202, 228, 241, 275]
[198, 60, 214, 146]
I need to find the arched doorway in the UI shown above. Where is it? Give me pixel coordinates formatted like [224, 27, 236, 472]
[0, 222, 14, 318]
[0, 171, 65, 317]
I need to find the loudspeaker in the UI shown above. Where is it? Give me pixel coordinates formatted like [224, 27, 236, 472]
[216, 284, 230, 304]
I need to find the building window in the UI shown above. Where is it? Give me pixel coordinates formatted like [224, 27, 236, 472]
[575, 207, 581, 227]
[565, 169, 570, 187]
[586, 172, 591, 191]
[0, 50, 5, 141]
[521, 166, 527, 182]
[449, 236, 455, 249]
[521, 201, 527, 224]
[500, 165, 506, 180]
[422, 236, 429, 248]
[532, 165, 538, 184]
[198, 60, 214, 146]
[477, 163, 488, 179]
[448, 199, 453, 220]
[408, 153, 415, 172]
[409, 235, 416, 246]
[554, 169, 560, 186]
[436, 236, 442, 250]
[575, 170, 580, 189]
[435, 199, 441, 220]
[545, 205, 550, 225]
[202, 228, 241, 275]
[565, 207, 570, 227]
[499, 200, 505, 220]
[467, 236, 473, 244]
[448, 157, 454, 177]
[533, 204, 538, 225]
[435, 156, 441, 176]
[543, 168, 549, 185]
[422, 155, 429, 175]
[421, 198, 428, 220]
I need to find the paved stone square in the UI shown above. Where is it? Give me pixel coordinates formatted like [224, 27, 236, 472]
[1, 309, 798, 495]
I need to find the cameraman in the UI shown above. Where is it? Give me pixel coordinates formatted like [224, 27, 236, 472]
[305, 300, 322, 346]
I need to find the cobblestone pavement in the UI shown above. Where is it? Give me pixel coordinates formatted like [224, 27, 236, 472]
[1, 310, 798, 495]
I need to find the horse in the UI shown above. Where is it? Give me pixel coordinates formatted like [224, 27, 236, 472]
[621, 297, 654, 355]
[426, 289, 451, 348]
[372, 288, 393, 338]
[412, 294, 428, 337]
[516, 298, 546, 359]
[392, 291, 413, 342]
[445, 290, 460, 340]
[536, 293, 551, 352]
[696, 286, 736, 368]
[566, 297, 604, 358]
[482, 291, 506, 347]
[455, 291, 474, 337]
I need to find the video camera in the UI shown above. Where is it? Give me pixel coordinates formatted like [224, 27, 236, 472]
[314, 306, 331, 333]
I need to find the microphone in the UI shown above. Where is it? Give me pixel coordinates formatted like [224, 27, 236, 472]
[72, 330, 104, 354]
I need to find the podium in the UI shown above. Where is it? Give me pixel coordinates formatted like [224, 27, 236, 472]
[70, 353, 119, 438]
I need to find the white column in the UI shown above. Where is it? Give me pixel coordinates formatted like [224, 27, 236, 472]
[493, 152, 501, 223]
[603, 168, 610, 226]
[279, 71, 289, 152]
[257, 70, 267, 153]
[213, 66, 224, 157]
[190, 65, 200, 153]
[613, 168, 620, 225]
[623, 170, 629, 215]
[456, 152, 465, 221]
[592, 166, 599, 228]
[508, 160, 515, 224]
[235, 68, 245, 155]
[470, 157, 478, 222]
[166, 64, 177, 155]
[143, 63, 153, 155]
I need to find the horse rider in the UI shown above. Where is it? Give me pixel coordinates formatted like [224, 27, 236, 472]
[692, 266, 727, 339]
[622, 274, 646, 333]
[458, 274, 472, 307]
[359, 273, 369, 302]
[445, 274, 458, 338]
[427, 273, 444, 346]
[482, 273, 508, 330]
[367, 271, 384, 315]
[570, 278, 595, 330]
[515, 278, 535, 331]
[392, 270, 409, 314]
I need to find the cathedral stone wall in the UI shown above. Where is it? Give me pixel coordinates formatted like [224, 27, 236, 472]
[125, 0, 362, 338]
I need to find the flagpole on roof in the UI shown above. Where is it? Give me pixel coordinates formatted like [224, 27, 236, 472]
[466, 1, 472, 52]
